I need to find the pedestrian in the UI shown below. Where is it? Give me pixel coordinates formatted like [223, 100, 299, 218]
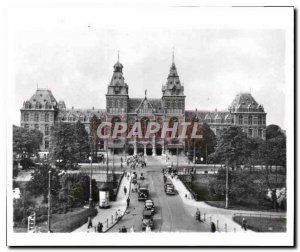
[211, 222, 216, 232]
[242, 218, 247, 231]
[124, 186, 127, 195]
[87, 217, 93, 229]
[97, 222, 103, 233]
[130, 225, 135, 232]
[127, 197, 130, 208]
[121, 225, 127, 233]
[145, 224, 151, 232]
[195, 208, 201, 222]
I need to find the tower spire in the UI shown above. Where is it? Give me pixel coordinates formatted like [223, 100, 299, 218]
[172, 47, 175, 64]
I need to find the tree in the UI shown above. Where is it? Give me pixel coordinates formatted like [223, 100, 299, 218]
[74, 121, 90, 161]
[13, 125, 43, 169]
[208, 169, 265, 205]
[212, 126, 250, 169]
[26, 164, 60, 202]
[49, 122, 90, 170]
[266, 124, 284, 140]
[59, 173, 98, 207]
[186, 122, 216, 163]
[257, 134, 286, 209]
[90, 115, 102, 161]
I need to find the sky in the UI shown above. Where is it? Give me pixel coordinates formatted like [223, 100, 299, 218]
[7, 7, 290, 129]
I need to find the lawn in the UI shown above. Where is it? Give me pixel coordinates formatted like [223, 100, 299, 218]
[13, 207, 97, 233]
[233, 215, 286, 232]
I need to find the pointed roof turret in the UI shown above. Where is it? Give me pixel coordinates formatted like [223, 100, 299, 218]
[106, 52, 128, 96]
[162, 52, 184, 96]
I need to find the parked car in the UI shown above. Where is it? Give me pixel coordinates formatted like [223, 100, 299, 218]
[144, 199, 155, 215]
[142, 210, 154, 230]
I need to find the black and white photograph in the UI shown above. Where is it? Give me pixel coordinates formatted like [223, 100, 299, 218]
[4, 1, 294, 247]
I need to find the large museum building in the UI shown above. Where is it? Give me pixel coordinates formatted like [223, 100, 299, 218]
[20, 58, 267, 155]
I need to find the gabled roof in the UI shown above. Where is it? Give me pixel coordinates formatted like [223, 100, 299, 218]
[128, 98, 163, 113]
[185, 110, 230, 122]
[24, 89, 58, 109]
[229, 93, 259, 110]
[57, 108, 107, 121]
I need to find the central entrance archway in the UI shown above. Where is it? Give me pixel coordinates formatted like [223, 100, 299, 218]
[146, 143, 153, 156]
[156, 144, 162, 156]
[137, 143, 144, 155]
[128, 144, 134, 156]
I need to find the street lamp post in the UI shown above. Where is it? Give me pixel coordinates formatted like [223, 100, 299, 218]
[193, 140, 196, 164]
[89, 156, 93, 208]
[176, 145, 179, 170]
[225, 164, 229, 209]
[106, 138, 109, 182]
[47, 170, 52, 233]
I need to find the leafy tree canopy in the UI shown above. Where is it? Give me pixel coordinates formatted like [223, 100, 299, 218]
[49, 122, 90, 170]
[13, 125, 43, 157]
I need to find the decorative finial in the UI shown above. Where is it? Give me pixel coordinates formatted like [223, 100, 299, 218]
[117, 50, 119, 62]
[145, 89, 147, 98]
[172, 47, 175, 64]
[37, 83, 38, 89]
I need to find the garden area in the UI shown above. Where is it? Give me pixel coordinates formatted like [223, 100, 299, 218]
[233, 214, 286, 232]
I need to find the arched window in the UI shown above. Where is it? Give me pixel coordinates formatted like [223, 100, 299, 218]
[248, 128, 253, 137]
[111, 116, 121, 138]
[258, 128, 263, 138]
[35, 102, 41, 109]
[34, 112, 39, 122]
[25, 101, 31, 109]
[168, 117, 179, 138]
[141, 117, 150, 138]
[258, 116, 262, 125]
[127, 118, 135, 138]
[24, 112, 29, 122]
[239, 115, 243, 125]
[45, 113, 49, 122]
[45, 125, 49, 136]
[156, 118, 163, 138]
[34, 124, 39, 130]
[249, 115, 253, 125]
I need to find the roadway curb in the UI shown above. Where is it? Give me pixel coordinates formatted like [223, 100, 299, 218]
[104, 175, 132, 233]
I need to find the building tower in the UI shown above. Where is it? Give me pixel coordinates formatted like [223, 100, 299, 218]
[105, 54, 129, 154]
[162, 53, 186, 154]
[20, 89, 58, 152]
[228, 93, 267, 139]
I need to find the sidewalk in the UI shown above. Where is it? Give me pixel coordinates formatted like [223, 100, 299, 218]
[169, 175, 286, 233]
[73, 170, 131, 233]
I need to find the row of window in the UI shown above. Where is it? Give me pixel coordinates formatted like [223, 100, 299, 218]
[24, 101, 53, 109]
[232, 107, 264, 113]
[108, 108, 126, 113]
[237, 115, 266, 125]
[166, 109, 183, 114]
[214, 127, 265, 138]
[23, 124, 50, 136]
[107, 99, 127, 108]
[205, 118, 233, 124]
[165, 100, 184, 109]
[23, 112, 52, 122]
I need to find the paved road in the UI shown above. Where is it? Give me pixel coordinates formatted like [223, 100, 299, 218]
[109, 156, 210, 232]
